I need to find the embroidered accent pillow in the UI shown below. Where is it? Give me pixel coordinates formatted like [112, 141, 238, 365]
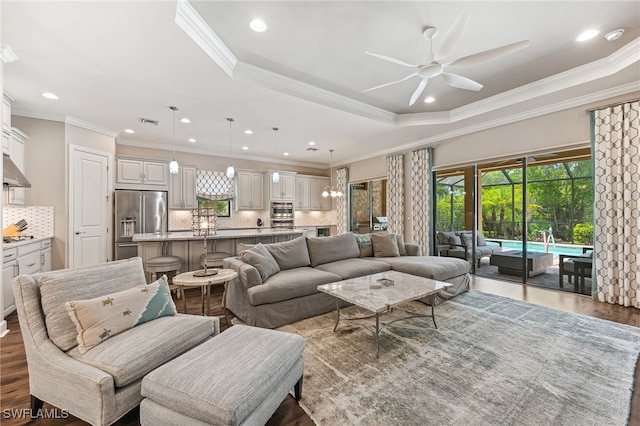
[66, 276, 177, 354]
[354, 233, 373, 257]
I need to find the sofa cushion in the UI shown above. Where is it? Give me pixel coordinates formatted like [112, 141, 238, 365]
[460, 232, 473, 248]
[396, 233, 408, 256]
[264, 237, 311, 270]
[247, 267, 341, 305]
[67, 314, 217, 387]
[38, 257, 148, 352]
[354, 233, 373, 257]
[239, 244, 280, 282]
[66, 276, 177, 354]
[315, 258, 391, 280]
[307, 233, 360, 267]
[437, 231, 456, 246]
[371, 233, 400, 257]
[449, 235, 462, 247]
[378, 256, 471, 281]
[477, 232, 487, 246]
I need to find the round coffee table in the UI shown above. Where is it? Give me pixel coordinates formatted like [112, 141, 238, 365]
[172, 269, 238, 322]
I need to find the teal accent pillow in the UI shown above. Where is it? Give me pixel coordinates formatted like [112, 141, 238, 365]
[65, 276, 176, 354]
[354, 233, 373, 257]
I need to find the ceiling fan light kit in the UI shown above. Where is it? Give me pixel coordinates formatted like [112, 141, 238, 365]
[169, 106, 179, 174]
[363, 10, 529, 106]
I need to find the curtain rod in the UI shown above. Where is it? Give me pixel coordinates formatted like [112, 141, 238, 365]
[585, 97, 640, 113]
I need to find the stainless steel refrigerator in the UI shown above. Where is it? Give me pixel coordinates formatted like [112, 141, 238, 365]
[114, 190, 168, 260]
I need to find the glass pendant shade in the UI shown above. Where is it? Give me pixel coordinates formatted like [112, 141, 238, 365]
[169, 159, 179, 174]
[322, 187, 329, 197]
[271, 127, 280, 183]
[226, 165, 235, 179]
[322, 149, 342, 198]
[272, 170, 280, 183]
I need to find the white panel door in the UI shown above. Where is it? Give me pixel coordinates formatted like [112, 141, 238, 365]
[71, 147, 110, 267]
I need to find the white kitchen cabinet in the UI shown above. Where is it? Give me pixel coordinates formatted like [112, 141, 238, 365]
[310, 177, 332, 211]
[295, 176, 311, 210]
[235, 170, 264, 210]
[41, 239, 52, 272]
[2, 248, 18, 317]
[2, 94, 12, 154]
[169, 166, 197, 209]
[116, 157, 169, 189]
[6, 127, 28, 205]
[266, 171, 296, 201]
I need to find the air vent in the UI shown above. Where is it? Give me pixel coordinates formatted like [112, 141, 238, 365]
[139, 117, 159, 126]
[306, 147, 319, 152]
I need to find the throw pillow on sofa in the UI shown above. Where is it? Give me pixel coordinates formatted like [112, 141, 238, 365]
[396, 233, 408, 256]
[264, 236, 311, 270]
[353, 233, 373, 257]
[371, 233, 400, 257]
[239, 244, 280, 282]
[65, 276, 176, 354]
[307, 233, 360, 266]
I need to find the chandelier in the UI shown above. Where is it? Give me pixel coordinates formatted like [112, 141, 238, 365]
[322, 149, 342, 197]
[169, 106, 179, 174]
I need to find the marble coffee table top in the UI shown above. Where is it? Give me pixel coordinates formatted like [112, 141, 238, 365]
[173, 269, 238, 287]
[317, 270, 452, 313]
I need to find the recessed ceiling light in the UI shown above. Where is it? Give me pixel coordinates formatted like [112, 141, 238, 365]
[605, 29, 625, 41]
[424, 96, 436, 103]
[244, 129, 253, 135]
[124, 129, 135, 134]
[41, 92, 58, 100]
[308, 141, 316, 145]
[576, 29, 599, 42]
[249, 18, 267, 33]
[188, 138, 196, 143]
[242, 146, 249, 150]
[180, 118, 191, 124]
[283, 152, 289, 156]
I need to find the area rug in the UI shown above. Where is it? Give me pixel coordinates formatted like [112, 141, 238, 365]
[278, 290, 640, 425]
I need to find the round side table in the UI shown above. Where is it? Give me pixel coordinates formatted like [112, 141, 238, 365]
[172, 269, 238, 324]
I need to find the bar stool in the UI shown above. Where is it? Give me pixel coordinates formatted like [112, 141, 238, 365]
[200, 251, 231, 269]
[145, 242, 183, 297]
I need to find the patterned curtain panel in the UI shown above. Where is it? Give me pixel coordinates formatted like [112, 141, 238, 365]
[336, 167, 348, 234]
[593, 100, 639, 309]
[386, 154, 404, 235]
[411, 148, 432, 255]
[196, 170, 234, 201]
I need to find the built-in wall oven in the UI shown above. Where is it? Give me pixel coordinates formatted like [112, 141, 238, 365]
[270, 202, 294, 228]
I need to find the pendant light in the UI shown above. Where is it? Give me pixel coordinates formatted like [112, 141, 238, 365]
[169, 106, 179, 174]
[272, 127, 280, 183]
[226, 117, 235, 179]
[322, 149, 343, 198]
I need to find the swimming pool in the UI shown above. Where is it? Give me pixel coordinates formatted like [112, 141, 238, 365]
[493, 240, 588, 257]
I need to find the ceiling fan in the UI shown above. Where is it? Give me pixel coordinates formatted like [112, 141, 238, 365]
[362, 11, 530, 106]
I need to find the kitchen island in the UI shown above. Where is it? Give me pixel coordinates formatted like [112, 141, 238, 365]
[133, 229, 304, 280]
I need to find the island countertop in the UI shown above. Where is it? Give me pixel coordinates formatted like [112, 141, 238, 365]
[132, 229, 304, 242]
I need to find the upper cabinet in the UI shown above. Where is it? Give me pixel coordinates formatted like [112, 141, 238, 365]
[295, 176, 311, 210]
[265, 171, 296, 201]
[169, 165, 197, 209]
[116, 157, 169, 190]
[235, 170, 264, 210]
[310, 176, 332, 211]
[2, 95, 11, 154]
[6, 128, 28, 205]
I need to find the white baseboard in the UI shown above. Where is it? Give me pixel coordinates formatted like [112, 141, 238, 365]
[0, 320, 9, 338]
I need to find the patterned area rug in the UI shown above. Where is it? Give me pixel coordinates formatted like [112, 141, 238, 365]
[278, 290, 640, 425]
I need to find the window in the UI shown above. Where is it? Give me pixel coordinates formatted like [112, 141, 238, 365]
[195, 170, 233, 217]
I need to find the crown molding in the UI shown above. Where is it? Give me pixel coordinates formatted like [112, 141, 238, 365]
[65, 116, 118, 137]
[175, 0, 237, 78]
[345, 82, 640, 165]
[11, 109, 64, 122]
[234, 61, 396, 124]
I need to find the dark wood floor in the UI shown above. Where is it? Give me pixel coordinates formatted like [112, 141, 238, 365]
[1, 278, 638, 426]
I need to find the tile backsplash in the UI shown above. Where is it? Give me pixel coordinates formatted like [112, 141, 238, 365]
[168, 209, 336, 231]
[3, 206, 55, 238]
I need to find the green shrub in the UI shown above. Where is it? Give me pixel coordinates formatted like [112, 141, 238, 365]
[573, 223, 593, 245]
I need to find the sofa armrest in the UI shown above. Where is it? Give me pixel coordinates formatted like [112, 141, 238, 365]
[223, 257, 263, 289]
[485, 239, 503, 247]
[405, 244, 422, 256]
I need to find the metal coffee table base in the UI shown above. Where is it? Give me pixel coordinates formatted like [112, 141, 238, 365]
[333, 301, 438, 359]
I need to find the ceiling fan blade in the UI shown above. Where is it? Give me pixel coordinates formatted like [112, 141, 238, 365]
[446, 40, 530, 68]
[434, 11, 471, 62]
[361, 73, 418, 93]
[409, 79, 428, 106]
[441, 73, 483, 91]
[365, 51, 419, 68]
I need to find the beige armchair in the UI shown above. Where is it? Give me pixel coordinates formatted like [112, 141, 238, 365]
[12, 257, 218, 425]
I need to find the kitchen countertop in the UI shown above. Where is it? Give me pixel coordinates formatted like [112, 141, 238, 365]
[3, 236, 54, 250]
[133, 229, 304, 242]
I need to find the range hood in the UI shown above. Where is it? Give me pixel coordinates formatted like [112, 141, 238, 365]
[3, 153, 31, 188]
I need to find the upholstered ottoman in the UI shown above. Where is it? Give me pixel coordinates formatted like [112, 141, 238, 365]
[140, 325, 305, 426]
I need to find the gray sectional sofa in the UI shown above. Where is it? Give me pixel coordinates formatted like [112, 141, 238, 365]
[223, 232, 471, 328]
[436, 230, 503, 266]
